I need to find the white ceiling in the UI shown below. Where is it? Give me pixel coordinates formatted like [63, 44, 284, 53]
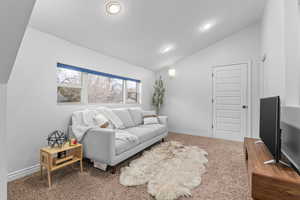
[0, 0, 36, 83]
[29, 0, 266, 71]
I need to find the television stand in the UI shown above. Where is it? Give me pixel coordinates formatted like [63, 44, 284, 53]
[263, 159, 276, 165]
[244, 137, 300, 200]
[263, 159, 291, 167]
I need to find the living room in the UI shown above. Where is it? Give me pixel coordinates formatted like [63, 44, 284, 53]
[1, 0, 300, 200]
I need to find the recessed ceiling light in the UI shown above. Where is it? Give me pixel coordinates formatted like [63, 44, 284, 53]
[160, 44, 175, 54]
[105, 1, 121, 15]
[199, 21, 217, 32]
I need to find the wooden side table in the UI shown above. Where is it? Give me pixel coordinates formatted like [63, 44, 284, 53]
[40, 143, 83, 188]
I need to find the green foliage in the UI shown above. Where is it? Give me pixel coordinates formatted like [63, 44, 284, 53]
[152, 76, 166, 114]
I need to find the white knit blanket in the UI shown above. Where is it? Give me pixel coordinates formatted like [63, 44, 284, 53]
[71, 110, 97, 141]
[71, 109, 138, 143]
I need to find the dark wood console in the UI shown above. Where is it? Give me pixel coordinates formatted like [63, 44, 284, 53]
[244, 137, 300, 200]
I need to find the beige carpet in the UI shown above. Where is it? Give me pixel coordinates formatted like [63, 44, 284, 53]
[8, 133, 251, 200]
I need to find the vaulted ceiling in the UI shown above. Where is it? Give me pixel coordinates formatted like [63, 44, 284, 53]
[0, 0, 36, 83]
[29, 0, 266, 71]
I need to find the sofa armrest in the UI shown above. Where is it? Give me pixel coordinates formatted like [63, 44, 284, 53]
[158, 116, 168, 125]
[81, 128, 115, 165]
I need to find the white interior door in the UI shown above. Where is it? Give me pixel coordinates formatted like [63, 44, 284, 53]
[212, 63, 249, 141]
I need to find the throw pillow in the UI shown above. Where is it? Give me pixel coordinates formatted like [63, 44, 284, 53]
[143, 117, 159, 125]
[94, 114, 111, 128]
[128, 107, 143, 126]
[142, 110, 157, 117]
[100, 122, 110, 128]
[112, 108, 135, 128]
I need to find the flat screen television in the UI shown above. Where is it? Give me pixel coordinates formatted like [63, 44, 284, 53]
[259, 96, 281, 163]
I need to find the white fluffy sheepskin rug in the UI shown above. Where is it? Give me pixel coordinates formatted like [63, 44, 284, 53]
[120, 141, 208, 200]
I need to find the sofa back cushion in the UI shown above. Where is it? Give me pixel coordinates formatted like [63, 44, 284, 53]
[128, 107, 143, 126]
[96, 107, 125, 129]
[112, 108, 135, 128]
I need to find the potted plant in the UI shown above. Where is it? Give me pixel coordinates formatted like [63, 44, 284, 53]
[152, 76, 166, 114]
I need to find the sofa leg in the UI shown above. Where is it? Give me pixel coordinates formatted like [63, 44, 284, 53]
[111, 166, 117, 174]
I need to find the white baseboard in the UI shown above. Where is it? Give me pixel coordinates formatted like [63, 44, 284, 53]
[8, 163, 40, 182]
[169, 130, 258, 142]
[169, 129, 211, 137]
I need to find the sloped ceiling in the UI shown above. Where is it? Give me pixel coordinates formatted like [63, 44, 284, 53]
[29, 0, 266, 71]
[0, 0, 36, 83]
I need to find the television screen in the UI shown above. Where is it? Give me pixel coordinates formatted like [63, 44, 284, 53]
[259, 96, 281, 162]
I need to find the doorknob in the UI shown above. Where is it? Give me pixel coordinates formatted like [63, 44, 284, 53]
[242, 105, 248, 109]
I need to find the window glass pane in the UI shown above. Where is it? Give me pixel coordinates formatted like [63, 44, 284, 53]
[57, 68, 81, 85]
[88, 74, 123, 104]
[126, 81, 139, 104]
[57, 87, 81, 103]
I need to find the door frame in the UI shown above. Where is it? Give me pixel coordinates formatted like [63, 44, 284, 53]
[211, 61, 252, 140]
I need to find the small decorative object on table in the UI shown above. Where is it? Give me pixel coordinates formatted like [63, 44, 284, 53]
[47, 130, 68, 158]
[47, 130, 68, 148]
[69, 138, 78, 146]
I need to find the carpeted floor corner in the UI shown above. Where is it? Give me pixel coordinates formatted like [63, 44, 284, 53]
[8, 133, 251, 200]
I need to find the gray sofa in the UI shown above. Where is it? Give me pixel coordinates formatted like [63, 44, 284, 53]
[70, 107, 168, 170]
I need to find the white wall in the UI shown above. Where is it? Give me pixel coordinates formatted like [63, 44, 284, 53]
[261, 0, 285, 101]
[157, 23, 261, 138]
[284, 0, 300, 105]
[7, 27, 155, 174]
[261, 0, 300, 105]
[0, 1, 36, 198]
[0, 84, 7, 200]
[299, 5, 300, 58]
[298, 5, 300, 103]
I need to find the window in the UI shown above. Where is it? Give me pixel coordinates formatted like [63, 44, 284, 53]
[56, 63, 141, 104]
[57, 68, 82, 103]
[88, 74, 123, 104]
[126, 80, 140, 104]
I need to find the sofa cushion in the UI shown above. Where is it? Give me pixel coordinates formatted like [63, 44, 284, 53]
[128, 107, 143, 126]
[96, 107, 125, 129]
[115, 138, 139, 155]
[125, 124, 167, 143]
[112, 108, 135, 128]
